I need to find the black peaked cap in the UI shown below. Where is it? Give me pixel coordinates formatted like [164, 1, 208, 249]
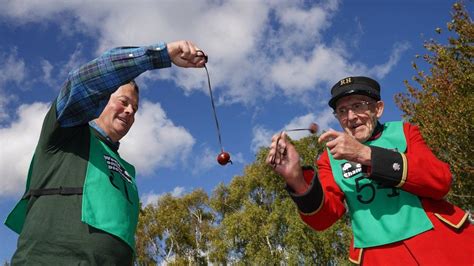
[328, 76, 381, 108]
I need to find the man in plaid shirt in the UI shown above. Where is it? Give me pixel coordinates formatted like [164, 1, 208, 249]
[6, 40, 206, 265]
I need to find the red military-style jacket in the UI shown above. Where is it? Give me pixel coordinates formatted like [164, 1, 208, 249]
[288, 122, 472, 265]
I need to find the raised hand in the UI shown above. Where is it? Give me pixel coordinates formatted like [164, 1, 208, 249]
[166, 40, 207, 68]
[318, 129, 371, 165]
[266, 132, 308, 194]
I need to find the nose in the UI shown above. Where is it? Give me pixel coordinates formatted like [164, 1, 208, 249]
[124, 104, 135, 115]
[346, 108, 358, 120]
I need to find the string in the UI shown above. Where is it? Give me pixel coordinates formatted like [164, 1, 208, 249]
[203, 64, 224, 152]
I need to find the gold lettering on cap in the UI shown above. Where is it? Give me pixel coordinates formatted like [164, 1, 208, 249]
[340, 78, 352, 86]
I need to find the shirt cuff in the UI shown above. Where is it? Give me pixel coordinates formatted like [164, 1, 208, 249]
[368, 146, 407, 187]
[146, 42, 172, 69]
[286, 167, 324, 215]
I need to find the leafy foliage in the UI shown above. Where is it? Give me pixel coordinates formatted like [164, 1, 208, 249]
[394, 2, 473, 208]
[135, 189, 214, 265]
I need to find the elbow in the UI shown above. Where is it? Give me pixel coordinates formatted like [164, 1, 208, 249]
[433, 186, 450, 200]
[299, 208, 340, 232]
[431, 172, 453, 200]
[437, 176, 452, 199]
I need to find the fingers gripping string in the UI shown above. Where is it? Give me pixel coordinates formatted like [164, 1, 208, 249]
[196, 50, 208, 64]
[270, 132, 287, 167]
[270, 134, 281, 166]
[270, 123, 317, 168]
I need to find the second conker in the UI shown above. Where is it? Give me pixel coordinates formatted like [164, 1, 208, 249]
[309, 122, 319, 134]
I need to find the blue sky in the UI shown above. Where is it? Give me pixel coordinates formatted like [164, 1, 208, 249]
[0, 0, 459, 262]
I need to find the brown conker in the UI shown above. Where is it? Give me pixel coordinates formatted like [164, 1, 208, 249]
[217, 151, 232, 165]
[309, 122, 318, 134]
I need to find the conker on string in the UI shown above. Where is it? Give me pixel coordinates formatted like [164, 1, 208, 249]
[309, 122, 319, 134]
[217, 151, 232, 165]
[285, 122, 319, 134]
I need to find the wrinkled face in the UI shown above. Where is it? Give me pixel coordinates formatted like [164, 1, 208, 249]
[334, 95, 384, 143]
[96, 83, 138, 142]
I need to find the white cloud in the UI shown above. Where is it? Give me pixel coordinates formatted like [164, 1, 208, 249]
[191, 146, 218, 176]
[0, 50, 27, 122]
[40, 59, 55, 88]
[273, 5, 329, 52]
[369, 42, 411, 78]
[141, 186, 186, 206]
[120, 100, 195, 176]
[0, 0, 404, 108]
[0, 95, 13, 122]
[0, 102, 50, 197]
[228, 152, 245, 165]
[0, 50, 26, 85]
[251, 125, 274, 154]
[270, 45, 350, 94]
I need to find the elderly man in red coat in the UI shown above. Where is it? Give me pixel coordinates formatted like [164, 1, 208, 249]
[267, 76, 473, 265]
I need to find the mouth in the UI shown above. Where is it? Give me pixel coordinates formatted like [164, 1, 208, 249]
[116, 117, 129, 126]
[350, 123, 363, 130]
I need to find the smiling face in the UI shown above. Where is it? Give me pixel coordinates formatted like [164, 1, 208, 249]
[95, 83, 139, 142]
[334, 94, 384, 143]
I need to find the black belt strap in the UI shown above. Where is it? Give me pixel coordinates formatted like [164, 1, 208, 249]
[22, 187, 83, 200]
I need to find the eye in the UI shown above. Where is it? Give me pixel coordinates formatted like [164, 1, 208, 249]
[337, 108, 347, 116]
[353, 103, 363, 110]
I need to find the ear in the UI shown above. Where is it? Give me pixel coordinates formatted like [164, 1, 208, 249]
[375, 101, 384, 119]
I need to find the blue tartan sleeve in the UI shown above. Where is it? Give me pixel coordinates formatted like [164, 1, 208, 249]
[56, 42, 171, 127]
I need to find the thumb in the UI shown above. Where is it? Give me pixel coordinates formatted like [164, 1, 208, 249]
[318, 129, 341, 144]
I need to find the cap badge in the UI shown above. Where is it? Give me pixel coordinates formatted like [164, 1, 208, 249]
[339, 77, 352, 86]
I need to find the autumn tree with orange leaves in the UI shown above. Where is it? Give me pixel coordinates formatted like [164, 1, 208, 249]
[395, 2, 473, 209]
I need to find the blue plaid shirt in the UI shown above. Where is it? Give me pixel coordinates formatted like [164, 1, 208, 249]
[56, 42, 171, 127]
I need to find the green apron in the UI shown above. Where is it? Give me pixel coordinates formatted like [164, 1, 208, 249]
[328, 121, 433, 248]
[82, 128, 139, 250]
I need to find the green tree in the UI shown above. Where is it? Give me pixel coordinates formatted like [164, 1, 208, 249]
[135, 189, 215, 265]
[395, 2, 473, 208]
